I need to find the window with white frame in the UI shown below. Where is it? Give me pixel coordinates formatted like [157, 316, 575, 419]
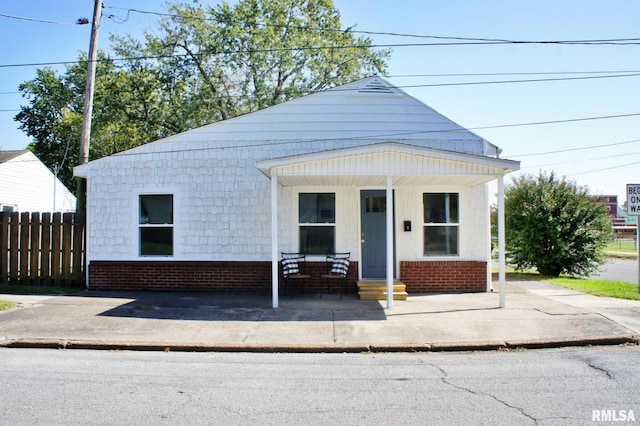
[298, 193, 335, 255]
[423, 193, 459, 256]
[139, 194, 173, 256]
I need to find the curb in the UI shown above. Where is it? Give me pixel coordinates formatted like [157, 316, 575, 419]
[1, 335, 637, 353]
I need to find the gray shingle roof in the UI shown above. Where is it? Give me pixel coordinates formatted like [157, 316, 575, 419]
[0, 150, 28, 164]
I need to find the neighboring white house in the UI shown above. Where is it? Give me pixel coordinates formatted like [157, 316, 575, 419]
[75, 76, 519, 306]
[0, 150, 76, 213]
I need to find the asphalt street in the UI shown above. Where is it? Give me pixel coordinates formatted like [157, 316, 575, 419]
[1, 346, 638, 425]
[593, 258, 638, 283]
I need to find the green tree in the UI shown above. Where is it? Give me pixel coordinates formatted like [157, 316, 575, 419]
[15, 54, 154, 189]
[15, 0, 389, 192]
[505, 171, 612, 277]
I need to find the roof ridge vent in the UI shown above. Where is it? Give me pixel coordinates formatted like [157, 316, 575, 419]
[358, 78, 395, 94]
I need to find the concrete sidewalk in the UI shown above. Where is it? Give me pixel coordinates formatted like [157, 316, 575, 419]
[0, 281, 638, 352]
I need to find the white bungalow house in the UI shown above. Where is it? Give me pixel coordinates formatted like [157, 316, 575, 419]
[74, 76, 519, 308]
[0, 150, 76, 213]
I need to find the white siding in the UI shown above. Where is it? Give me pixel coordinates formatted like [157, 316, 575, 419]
[79, 76, 517, 265]
[392, 184, 488, 262]
[85, 141, 493, 263]
[0, 152, 76, 212]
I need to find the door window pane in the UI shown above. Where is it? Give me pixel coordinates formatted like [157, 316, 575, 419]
[365, 196, 386, 213]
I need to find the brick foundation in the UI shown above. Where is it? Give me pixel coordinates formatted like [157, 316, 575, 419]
[88, 260, 359, 294]
[400, 260, 487, 293]
[89, 260, 484, 294]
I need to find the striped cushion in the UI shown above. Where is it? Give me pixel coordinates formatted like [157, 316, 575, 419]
[330, 258, 350, 277]
[281, 258, 300, 277]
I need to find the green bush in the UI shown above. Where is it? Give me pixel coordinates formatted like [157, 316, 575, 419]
[505, 172, 612, 277]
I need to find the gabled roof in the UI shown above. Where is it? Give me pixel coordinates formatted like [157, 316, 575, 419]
[0, 150, 28, 164]
[158, 75, 498, 152]
[76, 76, 507, 177]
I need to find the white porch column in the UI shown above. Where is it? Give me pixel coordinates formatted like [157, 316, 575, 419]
[485, 183, 492, 292]
[498, 175, 506, 308]
[271, 173, 279, 308]
[386, 175, 394, 308]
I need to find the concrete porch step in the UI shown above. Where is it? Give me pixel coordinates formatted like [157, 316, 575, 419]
[357, 281, 408, 301]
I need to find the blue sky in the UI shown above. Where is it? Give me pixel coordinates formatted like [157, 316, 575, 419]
[1, 0, 639, 204]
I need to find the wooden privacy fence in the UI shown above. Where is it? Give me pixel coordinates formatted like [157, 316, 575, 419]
[0, 212, 85, 288]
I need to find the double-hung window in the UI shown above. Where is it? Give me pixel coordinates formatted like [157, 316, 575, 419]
[423, 193, 459, 256]
[139, 194, 173, 256]
[298, 193, 335, 255]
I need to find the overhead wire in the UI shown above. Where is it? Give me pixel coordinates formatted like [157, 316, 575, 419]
[0, 12, 80, 25]
[102, 6, 640, 45]
[510, 138, 640, 157]
[522, 151, 640, 168]
[2, 4, 640, 181]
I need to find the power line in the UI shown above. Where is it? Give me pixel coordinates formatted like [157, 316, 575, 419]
[0, 12, 85, 25]
[511, 138, 640, 157]
[387, 69, 640, 78]
[103, 6, 640, 46]
[357, 73, 640, 90]
[523, 151, 640, 169]
[68, 110, 640, 160]
[468, 113, 640, 132]
[5, 68, 638, 94]
[1, 57, 639, 94]
[568, 160, 640, 177]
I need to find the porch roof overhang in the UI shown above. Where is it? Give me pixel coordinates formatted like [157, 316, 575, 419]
[256, 142, 520, 186]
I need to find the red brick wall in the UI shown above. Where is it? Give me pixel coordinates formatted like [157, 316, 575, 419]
[400, 260, 487, 293]
[89, 260, 359, 294]
[90, 260, 483, 294]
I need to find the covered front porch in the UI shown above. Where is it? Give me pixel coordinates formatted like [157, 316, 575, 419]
[257, 142, 520, 309]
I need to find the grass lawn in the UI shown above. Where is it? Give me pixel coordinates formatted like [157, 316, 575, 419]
[0, 300, 16, 311]
[605, 239, 637, 253]
[500, 270, 640, 301]
[549, 277, 640, 300]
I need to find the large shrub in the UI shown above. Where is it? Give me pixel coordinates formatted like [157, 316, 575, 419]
[505, 172, 612, 277]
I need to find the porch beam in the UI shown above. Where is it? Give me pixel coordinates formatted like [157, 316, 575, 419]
[498, 175, 506, 308]
[271, 173, 279, 308]
[386, 175, 394, 308]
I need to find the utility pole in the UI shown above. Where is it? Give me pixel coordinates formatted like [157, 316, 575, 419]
[76, 0, 102, 212]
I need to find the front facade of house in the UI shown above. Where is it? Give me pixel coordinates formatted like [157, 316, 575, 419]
[75, 77, 519, 303]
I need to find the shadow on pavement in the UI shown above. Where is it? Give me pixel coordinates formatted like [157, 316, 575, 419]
[84, 290, 388, 322]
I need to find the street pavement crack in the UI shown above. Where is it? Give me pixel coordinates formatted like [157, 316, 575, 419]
[433, 363, 538, 424]
[331, 309, 337, 343]
[586, 360, 614, 380]
[241, 308, 267, 343]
